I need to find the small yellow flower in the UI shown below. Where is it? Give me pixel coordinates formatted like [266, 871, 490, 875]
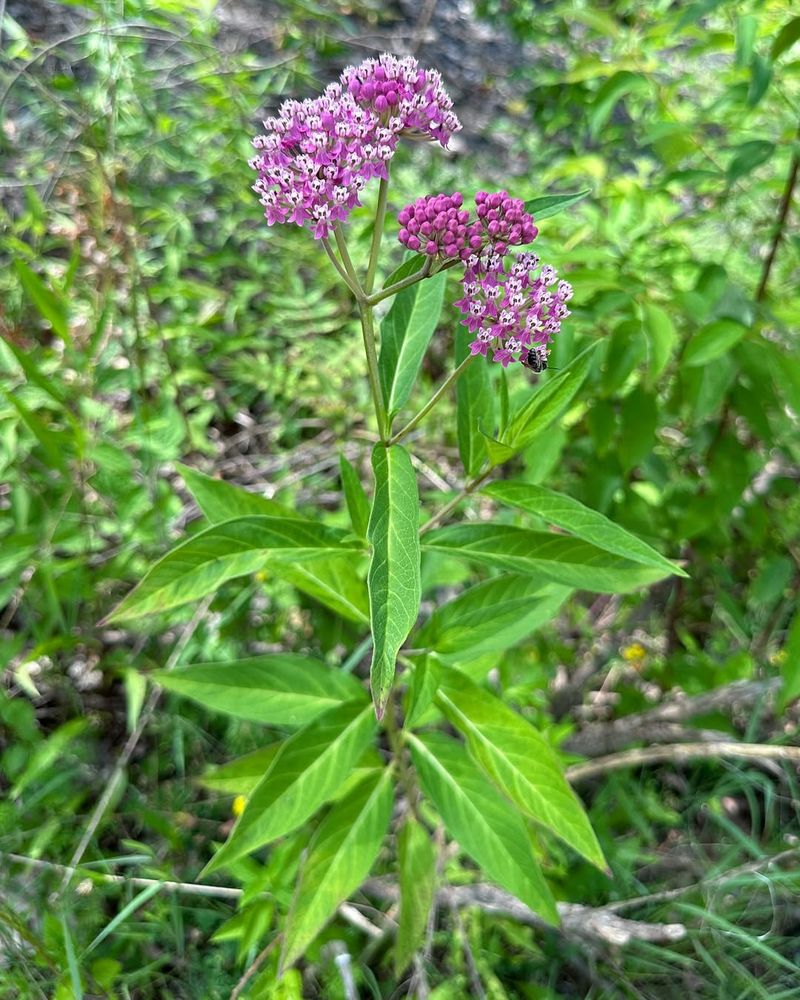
[232, 794, 247, 817]
[621, 642, 647, 664]
[770, 649, 788, 666]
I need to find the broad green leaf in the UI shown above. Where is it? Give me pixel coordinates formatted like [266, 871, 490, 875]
[404, 656, 442, 728]
[618, 387, 658, 471]
[378, 270, 446, 418]
[177, 464, 297, 521]
[153, 653, 366, 726]
[504, 343, 599, 455]
[747, 53, 772, 107]
[396, 816, 437, 974]
[281, 769, 393, 969]
[201, 745, 282, 795]
[367, 445, 421, 717]
[771, 16, 800, 60]
[339, 454, 371, 538]
[455, 327, 491, 476]
[436, 672, 605, 869]
[588, 71, 648, 138]
[483, 482, 685, 577]
[417, 575, 572, 660]
[726, 141, 775, 184]
[778, 609, 800, 713]
[271, 555, 369, 624]
[523, 189, 591, 221]
[735, 15, 757, 68]
[683, 320, 748, 367]
[407, 732, 557, 923]
[423, 524, 671, 593]
[203, 700, 376, 874]
[643, 303, 677, 381]
[14, 259, 70, 343]
[105, 516, 362, 622]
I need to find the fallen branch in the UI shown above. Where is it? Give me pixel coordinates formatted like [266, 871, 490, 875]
[363, 879, 686, 948]
[564, 678, 782, 757]
[566, 740, 800, 783]
[605, 848, 800, 914]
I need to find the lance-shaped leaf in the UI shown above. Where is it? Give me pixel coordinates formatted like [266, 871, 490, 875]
[339, 454, 371, 538]
[153, 653, 366, 727]
[14, 259, 70, 343]
[455, 326, 492, 476]
[202, 700, 376, 875]
[416, 575, 571, 661]
[523, 189, 591, 221]
[201, 746, 383, 798]
[483, 482, 686, 577]
[436, 671, 605, 870]
[271, 556, 369, 624]
[281, 769, 393, 969]
[396, 816, 437, 974]
[407, 732, 557, 923]
[200, 744, 282, 795]
[503, 342, 599, 456]
[177, 463, 298, 520]
[422, 524, 670, 593]
[404, 656, 442, 729]
[105, 516, 362, 622]
[367, 445, 421, 717]
[378, 269, 446, 419]
[177, 466, 369, 619]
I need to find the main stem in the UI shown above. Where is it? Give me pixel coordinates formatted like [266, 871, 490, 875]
[359, 302, 388, 442]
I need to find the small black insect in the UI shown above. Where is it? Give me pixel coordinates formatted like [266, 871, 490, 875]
[521, 346, 549, 373]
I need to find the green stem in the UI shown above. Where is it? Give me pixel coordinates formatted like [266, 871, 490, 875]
[321, 237, 361, 298]
[365, 172, 390, 295]
[383, 687, 420, 819]
[367, 257, 432, 307]
[334, 226, 363, 296]
[389, 353, 476, 446]
[359, 302, 388, 442]
[420, 466, 495, 536]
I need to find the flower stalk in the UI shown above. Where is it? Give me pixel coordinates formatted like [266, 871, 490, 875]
[389, 353, 476, 445]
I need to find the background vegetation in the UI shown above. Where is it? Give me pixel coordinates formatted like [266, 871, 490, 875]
[1, 0, 799, 997]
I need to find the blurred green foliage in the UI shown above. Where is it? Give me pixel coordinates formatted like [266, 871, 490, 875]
[1, 0, 799, 996]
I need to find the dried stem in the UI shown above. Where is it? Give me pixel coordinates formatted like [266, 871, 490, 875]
[60, 596, 212, 893]
[756, 121, 800, 302]
[566, 740, 800, 783]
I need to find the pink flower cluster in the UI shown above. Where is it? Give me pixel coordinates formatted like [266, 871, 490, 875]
[455, 251, 573, 367]
[250, 55, 460, 240]
[397, 191, 539, 260]
[397, 193, 476, 258]
[473, 191, 538, 255]
[341, 54, 461, 146]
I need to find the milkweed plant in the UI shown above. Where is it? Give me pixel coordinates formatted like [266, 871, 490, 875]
[107, 54, 686, 978]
